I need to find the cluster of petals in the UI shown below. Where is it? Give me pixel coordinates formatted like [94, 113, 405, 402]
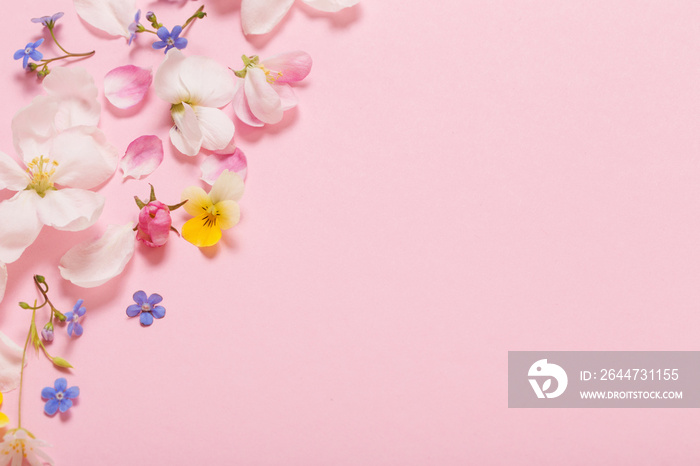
[154, 50, 236, 156]
[0, 67, 118, 302]
[234, 51, 312, 126]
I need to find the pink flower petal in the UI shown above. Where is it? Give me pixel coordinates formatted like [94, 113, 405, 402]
[0, 329, 24, 392]
[260, 51, 312, 83]
[120, 135, 164, 180]
[301, 0, 359, 12]
[241, 0, 295, 35]
[200, 148, 248, 186]
[104, 65, 152, 109]
[244, 68, 283, 124]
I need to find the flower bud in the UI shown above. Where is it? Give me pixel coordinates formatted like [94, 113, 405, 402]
[41, 323, 54, 342]
[136, 200, 173, 247]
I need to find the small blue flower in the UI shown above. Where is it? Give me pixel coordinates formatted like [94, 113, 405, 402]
[41, 378, 79, 415]
[152, 26, 187, 54]
[64, 299, 86, 337]
[31, 12, 64, 28]
[13, 39, 44, 69]
[128, 10, 141, 46]
[127, 291, 165, 326]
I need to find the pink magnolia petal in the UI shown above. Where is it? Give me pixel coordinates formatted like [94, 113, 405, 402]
[260, 51, 312, 83]
[59, 223, 137, 288]
[120, 135, 164, 180]
[245, 67, 283, 124]
[104, 65, 152, 109]
[301, 0, 359, 12]
[233, 87, 264, 127]
[0, 329, 25, 392]
[241, 0, 295, 35]
[201, 148, 248, 186]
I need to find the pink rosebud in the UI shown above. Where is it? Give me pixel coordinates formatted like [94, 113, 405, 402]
[136, 201, 172, 247]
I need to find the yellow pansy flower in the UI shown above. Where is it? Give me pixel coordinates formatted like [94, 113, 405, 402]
[180, 170, 244, 247]
[0, 392, 9, 427]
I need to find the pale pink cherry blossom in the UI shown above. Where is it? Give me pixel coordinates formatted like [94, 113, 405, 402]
[154, 50, 236, 156]
[242, 0, 359, 35]
[233, 51, 311, 126]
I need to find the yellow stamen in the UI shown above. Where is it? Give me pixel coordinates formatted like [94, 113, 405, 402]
[26, 156, 58, 197]
[260, 65, 283, 83]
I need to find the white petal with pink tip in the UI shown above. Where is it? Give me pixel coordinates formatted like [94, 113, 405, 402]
[120, 135, 164, 180]
[59, 223, 137, 288]
[105, 65, 152, 109]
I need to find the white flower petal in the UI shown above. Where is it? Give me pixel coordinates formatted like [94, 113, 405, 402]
[104, 65, 152, 109]
[153, 50, 189, 104]
[170, 103, 203, 156]
[210, 170, 245, 204]
[178, 56, 236, 108]
[194, 107, 235, 151]
[59, 223, 136, 288]
[302, 0, 359, 12]
[42, 67, 101, 130]
[232, 86, 264, 127]
[36, 189, 105, 232]
[0, 191, 42, 264]
[272, 83, 298, 111]
[241, 0, 295, 35]
[201, 148, 248, 186]
[11, 95, 59, 161]
[120, 135, 164, 180]
[0, 152, 28, 191]
[0, 330, 24, 392]
[50, 127, 118, 189]
[0, 262, 6, 304]
[245, 67, 283, 124]
[73, 0, 137, 38]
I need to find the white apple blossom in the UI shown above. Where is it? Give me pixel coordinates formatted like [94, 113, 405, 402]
[0, 67, 118, 300]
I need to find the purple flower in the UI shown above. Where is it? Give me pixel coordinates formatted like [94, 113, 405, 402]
[64, 299, 86, 337]
[128, 10, 141, 45]
[41, 378, 79, 415]
[152, 26, 187, 54]
[41, 323, 54, 342]
[127, 291, 166, 326]
[31, 12, 64, 28]
[13, 39, 44, 69]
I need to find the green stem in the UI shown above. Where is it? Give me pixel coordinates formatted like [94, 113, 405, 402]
[39, 50, 95, 66]
[48, 27, 70, 55]
[17, 306, 36, 429]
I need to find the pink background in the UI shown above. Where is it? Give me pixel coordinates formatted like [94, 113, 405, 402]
[1, 0, 700, 464]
